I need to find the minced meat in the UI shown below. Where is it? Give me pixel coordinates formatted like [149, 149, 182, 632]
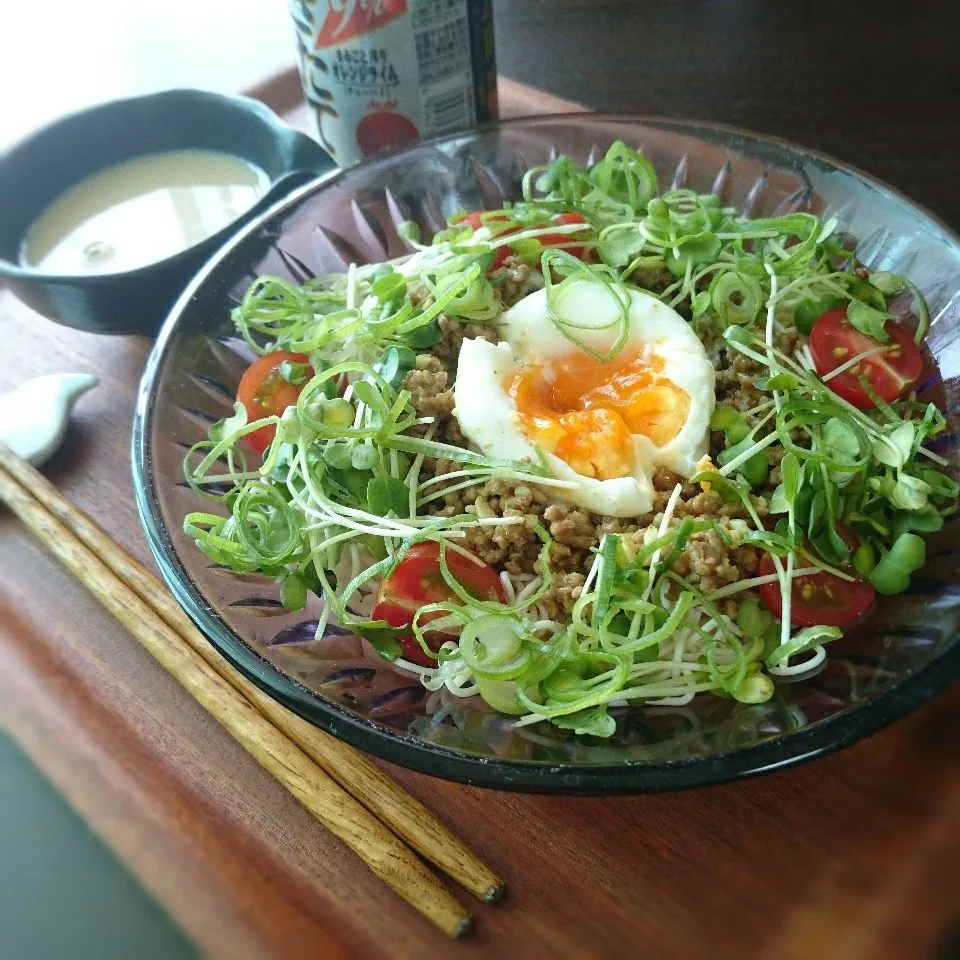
[420, 453, 765, 614]
[629, 262, 673, 293]
[494, 255, 535, 308]
[431, 315, 496, 372]
[539, 571, 587, 621]
[685, 529, 744, 592]
[401, 308, 777, 622]
[402, 354, 454, 419]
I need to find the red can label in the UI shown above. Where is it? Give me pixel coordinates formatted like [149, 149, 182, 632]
[290, 0, 497, 165]
[313, 0, 409, 49]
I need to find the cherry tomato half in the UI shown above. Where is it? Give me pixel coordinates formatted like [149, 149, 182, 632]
[538, 211, 589, 260]
[372, 542, 507, 665]
[457, 211, 516, 271]
[809, 307, 923, 410]
[236, 351, 310, 455]
[757, 527, 875, 628]
[458, 210, 590, 272]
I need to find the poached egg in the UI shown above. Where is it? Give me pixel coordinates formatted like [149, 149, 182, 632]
[453, 279, 715, 517]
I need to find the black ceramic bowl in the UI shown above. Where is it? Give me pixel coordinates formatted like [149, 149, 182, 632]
[0, 89, 334, 335]
[135, 115, 960, 793]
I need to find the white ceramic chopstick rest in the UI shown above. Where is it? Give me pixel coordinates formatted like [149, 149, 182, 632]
[0, 373, 99, 467]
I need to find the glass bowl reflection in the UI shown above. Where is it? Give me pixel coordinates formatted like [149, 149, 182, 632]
[133, 116, 960, 793]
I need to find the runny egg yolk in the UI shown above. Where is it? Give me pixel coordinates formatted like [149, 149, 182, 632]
[506, 349, 691, 480]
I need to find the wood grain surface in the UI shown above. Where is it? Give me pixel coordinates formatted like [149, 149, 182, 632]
[0, 465, 474, 939]
[2, 25, 960, 960]
[0, 443, 502, 910]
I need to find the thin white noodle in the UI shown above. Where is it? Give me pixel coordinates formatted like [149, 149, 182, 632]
[424, 690, 445, 715]
[671, 632, 685, 679]
[514, 576, 544, 606]
[641, 483, 683, 602]
[769, 644, 827, 677]
[391, 657, 435, 677]
[700, 614, 743, 639]
[582, 550, 603, 596]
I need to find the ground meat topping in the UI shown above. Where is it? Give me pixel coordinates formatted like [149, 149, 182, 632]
[493, 255, 535, 308]
[543, 503, 600, 550]
[401, 354, 454, 419]
[628, 262, 673, 293]
[418, 456, 766, 616]
[539, 571, 586, 621]
[685, 529, 743, 592]
[431, 315, 497, 372]
[400, 294, 784, 626]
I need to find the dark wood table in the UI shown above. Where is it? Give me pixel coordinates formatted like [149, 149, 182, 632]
[2, 5, 960, 956]
[493, 1, 960, 231]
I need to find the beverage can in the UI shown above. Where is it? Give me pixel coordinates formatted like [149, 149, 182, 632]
[289, 0, 498, 166]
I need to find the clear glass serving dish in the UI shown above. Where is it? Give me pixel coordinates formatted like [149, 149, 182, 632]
[133, 116, 960, 793]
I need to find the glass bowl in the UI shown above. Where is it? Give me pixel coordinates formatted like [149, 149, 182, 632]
[133, 115, 960, 794]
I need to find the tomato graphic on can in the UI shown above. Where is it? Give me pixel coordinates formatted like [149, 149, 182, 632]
[355, 111, 420, 154]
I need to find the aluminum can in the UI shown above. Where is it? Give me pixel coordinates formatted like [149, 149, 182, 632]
[289, 0, 498, 165]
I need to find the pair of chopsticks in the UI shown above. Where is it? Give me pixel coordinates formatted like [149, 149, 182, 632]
[0, 442, 502, 937]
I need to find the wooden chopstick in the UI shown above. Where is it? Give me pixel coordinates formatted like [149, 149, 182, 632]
[0, 450, 478, 938]
[0, 444, 503, 906]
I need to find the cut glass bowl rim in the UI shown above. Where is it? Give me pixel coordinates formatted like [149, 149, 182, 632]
[133, 114, 960, 793]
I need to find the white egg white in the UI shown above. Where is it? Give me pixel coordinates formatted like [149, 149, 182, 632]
[453, 280, 715, 517]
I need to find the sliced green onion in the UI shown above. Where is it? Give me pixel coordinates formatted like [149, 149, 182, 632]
[710, 270, 763, 325]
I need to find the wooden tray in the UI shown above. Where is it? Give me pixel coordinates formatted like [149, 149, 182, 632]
[1, 76, 959, 960]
